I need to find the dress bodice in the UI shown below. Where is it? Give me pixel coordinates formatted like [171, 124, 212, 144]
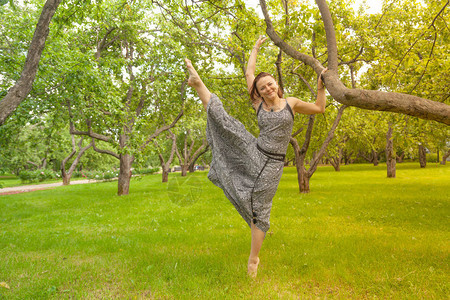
[256, 100, 294, 156]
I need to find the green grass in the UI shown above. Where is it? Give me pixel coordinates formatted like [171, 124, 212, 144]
[0, 163, 449, 299]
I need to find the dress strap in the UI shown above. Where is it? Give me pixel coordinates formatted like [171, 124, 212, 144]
[256, 101, 264, 116]
[285, 99, 295, 120]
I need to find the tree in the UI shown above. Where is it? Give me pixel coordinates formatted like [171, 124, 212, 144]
[153, 132, 177, 183]
[290, 104, 346, 192]
[385, 122, 396, 178]
[60, 136, 92, 185]
[175, 129, 208, 177]
[61, 0, 187, 195]
[259, 0, 450, 125]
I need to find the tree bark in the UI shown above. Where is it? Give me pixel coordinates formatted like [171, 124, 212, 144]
[118, 153, 133, 195]
[418, 144, 427, 168]
[161, 169, 169, 183]
[299, 167, 310, 193]
[290, 137, 311, 193]
[441, 149, 450, 165]
[0, 0, 63, 125]
[396, 151, 405, 163]
[259, 0, 450, 125]
[386, 123, 396, 178]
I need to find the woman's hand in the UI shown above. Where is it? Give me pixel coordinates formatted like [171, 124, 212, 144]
[318, 67, 328, 90]
[253, 35, 268, 50]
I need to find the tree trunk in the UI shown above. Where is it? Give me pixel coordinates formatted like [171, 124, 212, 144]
[441, 149, 450, 165]
[386, 124, 396, 178]
[181, 165, 188, 177]
[396, 151, 405, 163]
[155, 133, 177, 183]
[418, 144, 427, 168]
[343, 150, 352, 165]
[300, 170, 310, 193]
[162, 167, 169, 183]
[330, 156, 340, 171]
[293, 146, 310, 193]
[290, 105, 345, 193]
[0, 0, 63, 125]
[118, 153, 133, 195]
[306, 105, 346, 176]
[372, 150, 379, 166]
[62, 173, 71, 185]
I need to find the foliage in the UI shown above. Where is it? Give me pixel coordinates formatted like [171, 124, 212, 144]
[1, 0, 448, 184]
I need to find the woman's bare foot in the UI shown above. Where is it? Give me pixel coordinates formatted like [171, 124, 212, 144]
[184, 58, 211, 110]
[247, 257, 260, 278]
[185, 58, 202, 87]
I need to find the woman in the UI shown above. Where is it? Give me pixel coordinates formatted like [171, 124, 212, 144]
[185, 36, 327, 277]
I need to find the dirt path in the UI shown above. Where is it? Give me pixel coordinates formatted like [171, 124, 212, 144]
[0, 179, 101, 195]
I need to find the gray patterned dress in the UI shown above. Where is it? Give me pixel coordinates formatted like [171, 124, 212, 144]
[206, 94, 294, 233]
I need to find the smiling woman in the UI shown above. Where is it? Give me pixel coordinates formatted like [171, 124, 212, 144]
[184, 35, 327, 278]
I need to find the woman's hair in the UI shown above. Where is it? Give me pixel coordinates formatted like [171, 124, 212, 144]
[250, 72, 283, 104]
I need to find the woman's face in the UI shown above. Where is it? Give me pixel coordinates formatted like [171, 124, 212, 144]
[256, 76, 279, 101]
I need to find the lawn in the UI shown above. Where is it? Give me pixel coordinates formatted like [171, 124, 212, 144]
[0, 163, 449, 299]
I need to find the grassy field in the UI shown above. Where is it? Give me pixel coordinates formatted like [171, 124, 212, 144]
[0, 163, 448, 299]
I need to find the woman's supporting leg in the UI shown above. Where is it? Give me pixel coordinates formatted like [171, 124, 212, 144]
[248, 221, 265, 277]
[185, 58, 211, 111]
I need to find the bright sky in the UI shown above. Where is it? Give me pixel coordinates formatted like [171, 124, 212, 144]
[246, 0, 382, 15]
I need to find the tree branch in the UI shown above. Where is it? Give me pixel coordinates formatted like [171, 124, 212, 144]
[91, 138, 120, 159]
[314, 0, 339, 72]
[260, 0, 450, 124]
[259, 0, 324, 74]
[307, 105, 347, 176]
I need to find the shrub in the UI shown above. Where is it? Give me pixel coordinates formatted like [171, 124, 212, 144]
[72, 170, 119, 181]
[18, 169, 59, 183]
[132, 167, 159, 175]
[426, 153, 439, 163]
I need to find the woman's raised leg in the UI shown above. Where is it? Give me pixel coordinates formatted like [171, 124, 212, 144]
[185, 58, 211, 111]
[248, 221, 264, 277]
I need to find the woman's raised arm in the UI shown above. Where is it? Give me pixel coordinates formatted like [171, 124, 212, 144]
[290, 68, 328, 115]
[245, 36, 267, 93]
